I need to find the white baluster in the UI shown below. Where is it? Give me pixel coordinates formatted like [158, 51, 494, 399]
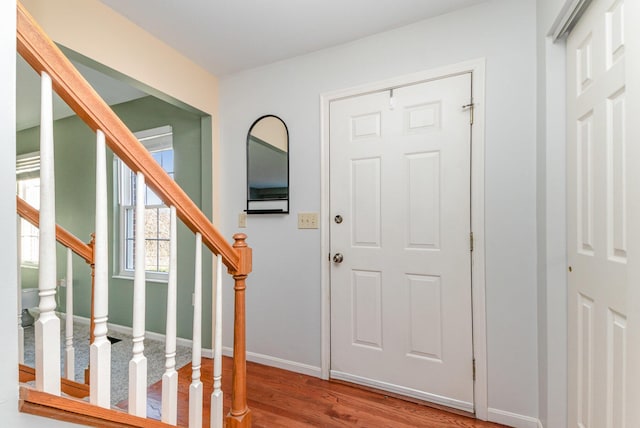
[162, 205, 178, 424]
[189, 233, 203, 428]
[129, 172, 147, 417]
[211, 254, 223, 428]
[90, 130, 111, 407]
[64, 247, 75, 380]
[17, 215, 24, 365]
[35, 71, 61, 395]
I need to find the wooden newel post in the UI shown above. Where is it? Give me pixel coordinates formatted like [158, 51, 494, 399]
[226, 233, 252, 428]
[85, 233, 96, 385]
[88, 233, 96, 346]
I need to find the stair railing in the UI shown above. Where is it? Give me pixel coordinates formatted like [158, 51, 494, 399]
[16, 2, 252, 427]
[16, 195, 93, 385]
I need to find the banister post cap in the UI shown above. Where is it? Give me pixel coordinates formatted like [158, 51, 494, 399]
[231, 233, 252, 276]
[232, 233, 248, 248]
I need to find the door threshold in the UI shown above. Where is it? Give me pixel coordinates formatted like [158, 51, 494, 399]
[329, 376, 476, 419]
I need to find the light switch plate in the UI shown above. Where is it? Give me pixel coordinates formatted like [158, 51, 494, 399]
[298, 212, 318, 229]
[238, 212, 247, 228]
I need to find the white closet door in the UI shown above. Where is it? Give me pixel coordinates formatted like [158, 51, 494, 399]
[566, 1, 627, 427]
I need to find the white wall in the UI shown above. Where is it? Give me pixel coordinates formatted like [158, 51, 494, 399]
[0, 2, 79, 426]
[219, 0, 539, 423]
[536, 1, 569, 427]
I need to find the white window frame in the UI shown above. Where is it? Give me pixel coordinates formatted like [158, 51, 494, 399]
[114, 125, 173, 282]
[16, 151, 40, 268]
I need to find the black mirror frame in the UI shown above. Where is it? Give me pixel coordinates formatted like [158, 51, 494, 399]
[246, 114, 289, 214]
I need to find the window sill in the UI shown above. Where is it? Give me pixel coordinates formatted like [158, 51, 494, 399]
[112, 274, 168, 284]
[20, 264, 39, 270]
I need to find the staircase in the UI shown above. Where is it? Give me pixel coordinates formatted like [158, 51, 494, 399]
[15, 2, 252, 427]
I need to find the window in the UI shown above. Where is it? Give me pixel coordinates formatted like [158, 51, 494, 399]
[116, 126, 174, 280]
[16, 152, 41, 267]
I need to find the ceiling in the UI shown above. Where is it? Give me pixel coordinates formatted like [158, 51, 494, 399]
[17, 0, 487, 131]
[98, 0, 487, 76]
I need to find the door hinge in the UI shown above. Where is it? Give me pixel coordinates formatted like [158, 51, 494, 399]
[472, 358, 476, 381]
[470, 232, 474, 252]
[462, 102, 474, 125]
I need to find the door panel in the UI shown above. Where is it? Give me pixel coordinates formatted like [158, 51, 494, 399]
[567, 1, 627, 426]
[329, 73, 473, 411]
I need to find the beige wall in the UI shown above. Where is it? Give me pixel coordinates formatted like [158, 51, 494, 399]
[20, 0, 221, 220]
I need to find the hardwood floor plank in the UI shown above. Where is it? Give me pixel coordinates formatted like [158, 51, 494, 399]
[124, 357, 507, 427]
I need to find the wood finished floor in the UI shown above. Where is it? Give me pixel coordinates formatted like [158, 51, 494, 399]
[126, 357, 507, 428]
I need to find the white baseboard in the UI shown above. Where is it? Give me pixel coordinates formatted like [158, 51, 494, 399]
[67, 314, 214, 358]
[222, 346, 322, 378]
[488, 408, 542, 428]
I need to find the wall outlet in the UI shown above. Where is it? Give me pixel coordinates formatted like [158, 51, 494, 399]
[298, 212, 319, 229]
[238, 212, 247, 228]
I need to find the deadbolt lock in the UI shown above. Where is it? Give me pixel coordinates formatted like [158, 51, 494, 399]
[334, 215, 343, 224]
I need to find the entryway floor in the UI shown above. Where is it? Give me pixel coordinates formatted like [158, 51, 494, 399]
[136, 357, 508, 427]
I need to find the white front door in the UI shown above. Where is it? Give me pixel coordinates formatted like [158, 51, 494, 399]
[566, 0, 627, 426]
[329, 73, 474, 411]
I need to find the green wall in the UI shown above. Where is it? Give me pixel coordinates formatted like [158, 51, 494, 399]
[17, 95, 214, 347]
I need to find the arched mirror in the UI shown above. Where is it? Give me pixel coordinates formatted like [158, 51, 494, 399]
[246, 115, 289, 213]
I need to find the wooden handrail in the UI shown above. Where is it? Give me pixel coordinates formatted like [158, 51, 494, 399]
[18, 195, 96, 384]
[16, 2, 240, 273]
[17, 195, 93, 264]
[20, 387, 174, 428]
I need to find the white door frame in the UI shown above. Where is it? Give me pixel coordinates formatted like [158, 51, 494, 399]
[319, 58, 488, 420]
